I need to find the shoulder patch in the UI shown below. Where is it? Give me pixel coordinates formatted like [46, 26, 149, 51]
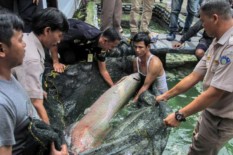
[220, 56, 231, 65]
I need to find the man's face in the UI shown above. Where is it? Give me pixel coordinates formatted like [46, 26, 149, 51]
[133, 41, 149, 57]
[43, 29, 63, 49]
[2, 30, 26, 67]
[200, 11, 216, 38]
[100, 37, 120, 51]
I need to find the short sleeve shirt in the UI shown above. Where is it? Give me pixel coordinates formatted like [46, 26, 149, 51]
[0, 75, 39, 154]
[194, 26, 233, 119]
[12, 32, 45, 99]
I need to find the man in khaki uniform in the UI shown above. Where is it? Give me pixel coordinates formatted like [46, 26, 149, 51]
[156, 0, 233, 154]
[130, 0, 154, 36]
[12, 8, 69, 124]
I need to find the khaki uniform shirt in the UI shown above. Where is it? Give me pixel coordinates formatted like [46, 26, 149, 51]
[12, 32, 45, 99]
[194, 26, 233, 119]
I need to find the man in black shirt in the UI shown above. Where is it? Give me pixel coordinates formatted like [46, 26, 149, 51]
[51, 19, 121, 87]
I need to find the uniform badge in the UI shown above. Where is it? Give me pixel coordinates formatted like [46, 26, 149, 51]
[220, 56, 231, 65]
[87, 53, 93, 62]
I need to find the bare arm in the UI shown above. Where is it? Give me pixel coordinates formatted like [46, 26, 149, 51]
[98, 60, 114, 87]
[20, 60, 49, 124]
[0, 146, 12, 155]
[31, 99, 50, 124]
[180, 86, 225, 118]
[164, 86, 225, 127]
[156, 71, 204, 102]
[50, 46, 65, 73]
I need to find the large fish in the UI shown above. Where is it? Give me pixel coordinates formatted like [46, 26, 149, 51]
[79, 90, 171, 155]
[67, 73, 141, 154]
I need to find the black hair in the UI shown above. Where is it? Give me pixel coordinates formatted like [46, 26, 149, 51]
[131, 32, 151, 46]
[0, 8, 24, 46]
[201, 0, 232, 19]
[32, 7, 69, 35]
[102, 27, 121, 42]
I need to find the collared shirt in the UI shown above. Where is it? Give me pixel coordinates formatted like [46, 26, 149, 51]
[194, 26, 233, 119]
[12, 32, 45, 99]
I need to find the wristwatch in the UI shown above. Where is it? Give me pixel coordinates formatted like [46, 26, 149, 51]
[175, 111, 186, 122]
